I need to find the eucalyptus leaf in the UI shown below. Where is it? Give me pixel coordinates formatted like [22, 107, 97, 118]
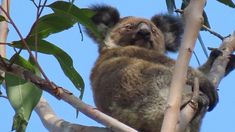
[28, 13, 77, 39]
[10, 54, 35, 72]
[202, 11, 211, 29]
[217, 0, 235, 8]
[0, 15, 6, 22]
[5, 73, 42, 132]
[12, 38, 84, 97]
[48, 1, 100, 38]
[166, 0, 176, 14]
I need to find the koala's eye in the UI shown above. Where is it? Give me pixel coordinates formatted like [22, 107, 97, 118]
[124, 23, 135, 30]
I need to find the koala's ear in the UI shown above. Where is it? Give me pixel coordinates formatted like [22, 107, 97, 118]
[86, 5, 120, 44]
[151, 14, 184, 52]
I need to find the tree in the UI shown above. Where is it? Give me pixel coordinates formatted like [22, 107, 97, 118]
[0, 0, 235, 132]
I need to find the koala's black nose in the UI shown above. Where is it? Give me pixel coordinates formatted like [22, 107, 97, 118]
[137, 23, 151, 39]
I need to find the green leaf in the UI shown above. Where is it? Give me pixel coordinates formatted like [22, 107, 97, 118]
[28, 13, 77, 38]
[181, 0, 190, 9]
[28, 56, 41, 77]
[12, 113, 28, 132]
[9, 54, 42, 77]
[0, 15, 6, 22]
[48, 1, 100, 38]
[166, 0, 176, 14]
[10, 54, 36, 73]
[217, 0, 235, 8]
[81, 8, 96, 18]
[5, 73, 42, 132]
[12, 38, 85, 97]
[202, 11, 211, 29]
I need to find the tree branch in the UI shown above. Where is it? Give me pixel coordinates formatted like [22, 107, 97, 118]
[161, 0, 206, 132]
[209, 32, 235, 87]
[0, 60, 137, 132]
[0, 0, 10, 57]
[176, 78, 200, 132]
[35, 96, 111, 132]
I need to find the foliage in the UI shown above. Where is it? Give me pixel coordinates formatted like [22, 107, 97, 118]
[0, 15, 6, 22]
[0, 0, 234, 131]
[218, 0, 235, 8]
[1, 1, 99, 131]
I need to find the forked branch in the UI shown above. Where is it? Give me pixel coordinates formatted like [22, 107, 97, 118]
[161, 0, 206, 132]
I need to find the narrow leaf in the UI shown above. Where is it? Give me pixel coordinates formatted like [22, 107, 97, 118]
[12, 38, 85, 97]
[181, 1, 210, 29]
[81, 8, 96, 18]
[28, 13, 77, 38]
[0, 15, 6, 22]
[48, 1, 100, 38]
[5, 73, 42, 132]
[166, 0, 176, 14]
[217, 0, 235, 8]
[10, 54, 35, 72]
[28, 56, 41, 77]
[202, 11, 211, 29]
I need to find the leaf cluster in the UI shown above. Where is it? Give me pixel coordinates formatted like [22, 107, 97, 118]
[0, 1, 99, 132]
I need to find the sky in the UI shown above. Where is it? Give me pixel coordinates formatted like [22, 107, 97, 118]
[0, 1, 235, 132]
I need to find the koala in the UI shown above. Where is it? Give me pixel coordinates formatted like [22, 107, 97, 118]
[86, 5, 219, 132]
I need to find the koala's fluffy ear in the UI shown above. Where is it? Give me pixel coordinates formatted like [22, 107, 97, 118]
[151, 14, 184, 52]
[86, 5, 120, 45]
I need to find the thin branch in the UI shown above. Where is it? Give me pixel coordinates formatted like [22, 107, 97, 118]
[0, 61, 138, 132]
[208, 32, 235, 87]
[0, 94, 8, 99]
[35, 97, 111, 132]
[0, 42, 10, 45]
[193, 51, 201, 66]
[31, 0, 38, 8]
[198, 34, 209, 58]
[176, 9, 224, 41]
[161, 0, 206, 132]
[202, 25, 224, 40]
[78, 23, 84, 41]
[0, 5, 51, 85]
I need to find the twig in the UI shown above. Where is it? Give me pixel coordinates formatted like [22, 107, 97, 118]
[0, 94, 8, 99]
[0, 42, 10, 45]
[0, 5, 52, 90]
[202, 25, 224, 40]
[35, 97, 111, 132]
[193, 51, 201, 66]
[0, 61, 138, 132]
[161, 1, 206, 132]
[198, 34, 209, 58]
[78, 23, 84, 41]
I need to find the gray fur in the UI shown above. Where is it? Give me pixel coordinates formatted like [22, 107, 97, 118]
[86, 5, 218, 132]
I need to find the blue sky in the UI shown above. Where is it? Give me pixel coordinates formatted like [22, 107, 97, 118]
[0, 1, 235, 132]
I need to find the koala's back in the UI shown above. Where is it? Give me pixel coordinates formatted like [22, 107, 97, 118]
[90, 46, 201, 132]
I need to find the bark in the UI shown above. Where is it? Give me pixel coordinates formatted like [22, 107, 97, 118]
[161, 0, 206, 132]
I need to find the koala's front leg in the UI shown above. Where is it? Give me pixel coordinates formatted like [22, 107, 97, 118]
[187, 68, 218, 111]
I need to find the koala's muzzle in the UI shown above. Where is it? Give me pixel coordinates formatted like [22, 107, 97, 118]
[136, 23, 151, 40]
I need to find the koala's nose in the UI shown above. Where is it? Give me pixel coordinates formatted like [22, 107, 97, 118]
[137, 23, 151, 39]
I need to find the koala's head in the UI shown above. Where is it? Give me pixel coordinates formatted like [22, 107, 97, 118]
[86, 5, 184, 53]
